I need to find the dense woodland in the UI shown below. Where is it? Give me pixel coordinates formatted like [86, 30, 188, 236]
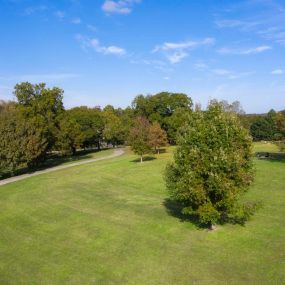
[1, 82, 285, 178]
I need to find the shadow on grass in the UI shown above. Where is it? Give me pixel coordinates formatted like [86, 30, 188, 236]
[0, 148, 108, 180]
[130, 156, 157, 163]
[256, 152, 285, 163]
[163, 198, 208, 229]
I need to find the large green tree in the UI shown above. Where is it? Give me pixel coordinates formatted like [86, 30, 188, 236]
[0, 102, 48, 177]
[67, 106, 104, 149]
[132, 92, 193, 140]
[165, 101, 255, 229]
[14, 82, 64, 154]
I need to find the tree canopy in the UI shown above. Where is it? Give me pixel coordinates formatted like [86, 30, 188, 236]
[165, 101, 255, 228]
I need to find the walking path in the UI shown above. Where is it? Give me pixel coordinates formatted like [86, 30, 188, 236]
[0, 148, 124, 186]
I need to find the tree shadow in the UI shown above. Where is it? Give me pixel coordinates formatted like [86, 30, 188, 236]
[163, 198, 208, 229]
[130, 156, 157, 163]
[256, 152, 285, 163]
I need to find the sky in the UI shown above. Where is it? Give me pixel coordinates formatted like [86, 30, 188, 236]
[0, 0, 284, 113]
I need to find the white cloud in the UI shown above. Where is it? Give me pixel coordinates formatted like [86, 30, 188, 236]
[215, 19, 260, 30]
[166, 51, 188, 64]
[87, 24, 97, 32]
[153, 38, 215, 64]
[76, 35, 126, 56]
[54, 10, 65, 19]
[71, 18, 81, 24]
[102, 0, 141, 14]
[271, 69, 284, 75]
[217, 45, 271, 55]
[153, 38, 215, 52]
[194, 62, 208, 70]
[211, 69, 255, 80]
[212, 69, 232, 75]
[24, 5, 47, 16]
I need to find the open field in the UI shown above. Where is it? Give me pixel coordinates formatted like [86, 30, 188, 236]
[0, 145, 284, 284]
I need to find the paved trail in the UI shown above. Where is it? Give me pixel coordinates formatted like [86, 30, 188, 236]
[0, 149, 124, 186]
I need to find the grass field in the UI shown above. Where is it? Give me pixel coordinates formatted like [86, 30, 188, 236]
[0, 145, 284, 284]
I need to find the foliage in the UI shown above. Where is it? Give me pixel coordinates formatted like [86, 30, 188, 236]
[67, 106, 104, 149]
[148, 122, 168, 153]
[128, 116, 152, 162]
[132, 92, 193, 140]
[56, 114, 84, 155]
[0, 102, 48, 177]
[165, 101, 255, 228]
[103, 108, 125, 147]
[14, 82, 64, 151]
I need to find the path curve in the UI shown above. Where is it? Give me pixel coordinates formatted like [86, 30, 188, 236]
[0, 148, 124, 187]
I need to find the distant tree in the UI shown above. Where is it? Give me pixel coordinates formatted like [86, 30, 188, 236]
[165, 107, 192, 144]
[103, 108, 125, 147]
[14, 82, 64, 155]
[56, 114, 83, 155]
[0, 102, 48, 177]
[219, 100, 245, 114]
[128, 117, 152, 162]
[67, 106, 104, 150]
[132, 92, 193, 140]
[165, 101, 255, 229]
[250, 110, 277, 141]
[148, 122, 168, 154]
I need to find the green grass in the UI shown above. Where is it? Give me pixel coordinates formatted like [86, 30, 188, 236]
[253, 141, 279, 153]
[0, 146, 284, 284]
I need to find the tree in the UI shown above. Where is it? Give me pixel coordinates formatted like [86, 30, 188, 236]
[13, 82, 64, 156]
[250, 110, 277, 141]
[132, 92, 193, 140]
[165, 107, 192, 144]
[165, 101, 255, 229]
[103, 107, 125, 147]
[128, 117, 152, 162]
[56, 114, 83, 155]
[67, 106, 104, 150]
[0, 102, 48, 177]
[148, 122, 168, 154]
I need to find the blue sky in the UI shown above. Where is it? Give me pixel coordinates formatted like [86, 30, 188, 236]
[0, 0, 284, 113]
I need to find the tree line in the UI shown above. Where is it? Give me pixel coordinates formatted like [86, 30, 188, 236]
[1, 81, 284, 178]
[0, 83, 191, 177]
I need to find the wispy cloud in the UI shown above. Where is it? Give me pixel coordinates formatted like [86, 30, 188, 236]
[211, 68, 255, 80]
[24, 5, 47, 16]
[87, 24, 97, 32]
[153, 38, 215, 64]
[102, 0, 141, 14]
[54, 10, 65, 20]
[215, 19, 260, 30]
[217, 45, 271, 55]
[0, 73, 79, 82]
[271, 69, 284, 75]
[215, 1, 285, 45]
[71, 17, 81, 24]
[76, 34, 126, 56]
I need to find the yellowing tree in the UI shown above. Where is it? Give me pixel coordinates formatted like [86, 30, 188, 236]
[148, 122, 168, 154]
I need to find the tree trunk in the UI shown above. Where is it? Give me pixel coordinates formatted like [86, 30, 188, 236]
[71, 146, 76, 156]
[140, 155, 143, 163]
[157, 147, 160, 154]
[209, 222, 216, 231]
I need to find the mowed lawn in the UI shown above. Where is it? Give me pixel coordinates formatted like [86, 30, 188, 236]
[0, 146, 284, 284]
